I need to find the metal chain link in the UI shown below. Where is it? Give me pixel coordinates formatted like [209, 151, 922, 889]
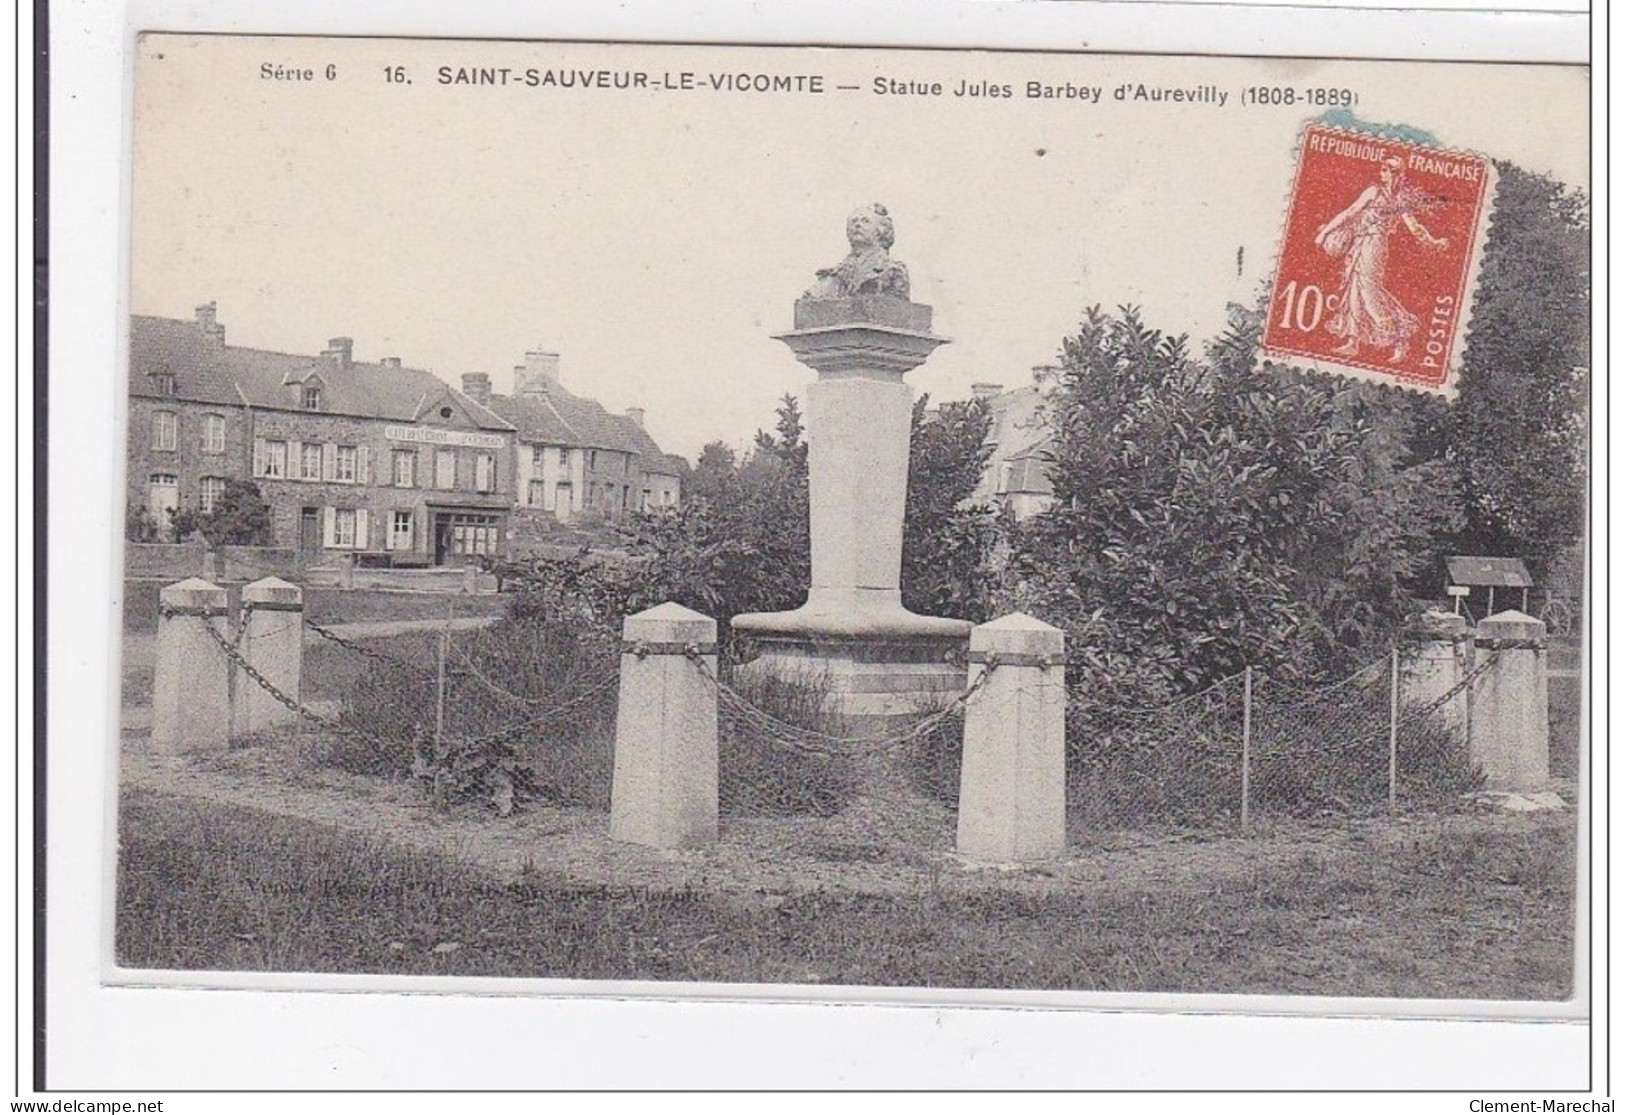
[198, 616, 400, 750]
[453, 671, 623, 749]
[686, 650, 997, 758]
[303, 616, 418, 666]
[202, 614, 620, 753]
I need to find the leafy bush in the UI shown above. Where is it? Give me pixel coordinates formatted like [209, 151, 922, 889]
[1002, 305, 1462, 714]
[170, 479, 274, 548]
[331, 612, 619, 811]
[902, 397, 1000, 622]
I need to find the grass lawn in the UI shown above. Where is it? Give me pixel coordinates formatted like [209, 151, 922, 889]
[116, 787, 1575, 999]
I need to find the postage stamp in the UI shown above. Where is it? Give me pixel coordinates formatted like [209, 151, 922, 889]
[1261, 123, 1497, 395]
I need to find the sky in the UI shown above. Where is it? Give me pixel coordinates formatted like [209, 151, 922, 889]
[129, 37, 1588, 460]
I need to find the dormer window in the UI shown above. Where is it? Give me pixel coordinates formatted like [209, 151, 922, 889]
[302, 385, 323, 411]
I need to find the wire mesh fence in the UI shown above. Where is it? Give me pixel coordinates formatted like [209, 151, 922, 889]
[184, 599, 1503, 841]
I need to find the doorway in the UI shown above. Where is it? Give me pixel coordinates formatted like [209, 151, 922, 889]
[299, 506, 321, 554]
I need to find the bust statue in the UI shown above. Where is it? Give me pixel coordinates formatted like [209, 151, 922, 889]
[802, 203, 912, 301]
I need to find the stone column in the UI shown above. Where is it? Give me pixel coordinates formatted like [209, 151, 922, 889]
[1402, 609, 1472, 740]
[1470, 610, 1550, 791]
[957, 613, 1067, 864]
[609, 602, 719, 849]
[232, 576, 304, 738]
[151, 577, 231, 752]
[732, 298, 971, 717]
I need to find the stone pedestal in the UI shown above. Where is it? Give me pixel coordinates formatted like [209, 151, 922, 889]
[1402, 609, 1472, 740]
[232, 577, 304, 738]
[1470, 610, 1550, 791]
[152, 577, 231, 752]
[733, 296, 971, 717]
[609, 602, 720, 849]
[956, 614, 1067, 864]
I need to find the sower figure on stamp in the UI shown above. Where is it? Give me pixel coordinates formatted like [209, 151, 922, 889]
[1314, 154, 1449, 364]
[803, 202, 912, 301]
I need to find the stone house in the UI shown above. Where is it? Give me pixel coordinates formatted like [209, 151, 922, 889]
[126, 306, 252, 538]
[126, 306, 517, 565]
[477, 351, 684, 524]
[966, 377, 1055, 520]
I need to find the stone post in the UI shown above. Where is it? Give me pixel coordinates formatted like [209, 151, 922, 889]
[609, 602, 719, 849]
[957, 613, 1067, 864]
[1470, 610, 1550, 791]
[1402, 609, 1472, 740]
[152, 577, 231, 752]
[232, 576, 304, 738]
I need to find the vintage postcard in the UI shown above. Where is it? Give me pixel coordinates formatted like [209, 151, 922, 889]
[85, 17, 1591, 1089]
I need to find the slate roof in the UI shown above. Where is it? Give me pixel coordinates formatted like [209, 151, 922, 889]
[128, 316, 244, 406]
[483, 393, 576, 445]
[487, 382, 683, 466]
[129, 314, 512, 431]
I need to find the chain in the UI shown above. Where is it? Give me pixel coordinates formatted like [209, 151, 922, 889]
[446, 635, 610, 709]
[198, 617, 400, 750]
[303, 617, 417, 666]
[454, 671, 622, 748]
[685, 650, 996, 758]
[1401, 648, 1500, 721]
[203, 614, 617, 754]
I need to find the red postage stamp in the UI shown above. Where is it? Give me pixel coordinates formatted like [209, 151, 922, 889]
[1261, 124, 1497, 395]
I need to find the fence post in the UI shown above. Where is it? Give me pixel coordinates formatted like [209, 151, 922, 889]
[1241, 666, 1252, 827]
[435, 595, 452, 752]
[1388, 647, 1400, 813]
[609, 602, 719, 849]
[956, 613, 1066, 865]
[152, 577, 231, 752]
[1470, 610, 1550, 791]
[231, 577, 304, 738]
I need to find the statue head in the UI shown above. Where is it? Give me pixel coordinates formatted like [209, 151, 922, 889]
[845, 203, 896, 252]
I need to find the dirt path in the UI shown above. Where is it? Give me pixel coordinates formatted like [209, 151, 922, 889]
[117, 733, 1572, 907]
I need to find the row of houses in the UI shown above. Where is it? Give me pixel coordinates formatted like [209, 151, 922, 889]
[126, 304, 685, 566]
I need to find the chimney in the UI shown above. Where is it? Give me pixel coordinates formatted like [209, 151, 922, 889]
[970, 382, 1003, 400]
[461, 372, 493, 406]
[525, 349, 562, 387]
[379, 356, 402, 368]
[195, 302, 224, 344]
[323, 337, 353, 368]
[625, 407, 645, 428]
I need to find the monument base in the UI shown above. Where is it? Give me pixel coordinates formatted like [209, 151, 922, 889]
[732, 605, 971, 721]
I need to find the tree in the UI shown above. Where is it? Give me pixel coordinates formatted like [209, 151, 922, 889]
[1450, 165, 1589, 582]
[687, 441, 740, 507]
[901, 396, 999, 620]
[170, 479, 273, 549]
[1004, 305, 1460, 709]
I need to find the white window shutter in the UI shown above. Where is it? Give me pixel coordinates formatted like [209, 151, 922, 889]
[289, 441, 303, 479]
[323, 507, 337, 548]
[354, 508, 371, 550]
[358, 446, 371, 486]
[253, 437, 267, 477]
[322, 443, 336, 481]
